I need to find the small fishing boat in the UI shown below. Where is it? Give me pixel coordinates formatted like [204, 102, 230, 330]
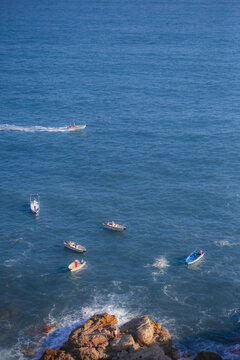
[185, 250, 205, 265]
[64, 241, 86, 253]
[102, 221, 126, 232]
[67, 124, 87, 131]
[30, 194, 40, 215]
[68, 259, 86, 272]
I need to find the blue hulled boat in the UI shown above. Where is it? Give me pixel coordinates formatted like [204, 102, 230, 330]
[185, 250, 205, 265]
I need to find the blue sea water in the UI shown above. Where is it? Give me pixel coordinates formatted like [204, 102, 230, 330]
[1, 0, 240, 358]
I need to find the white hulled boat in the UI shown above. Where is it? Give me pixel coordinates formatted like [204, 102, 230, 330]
[67, 124, 87, 131]
[68, 259, 86, 272]
[64, 241, 86, 253]
[102, 221, 126, 232]
[30, 194, 40, 215]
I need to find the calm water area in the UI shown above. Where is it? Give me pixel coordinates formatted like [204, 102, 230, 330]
[0, 0, 240, 358]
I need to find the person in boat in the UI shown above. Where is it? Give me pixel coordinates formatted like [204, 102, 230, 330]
[73, 123, 76, 128]
[198, 250, 203, 255]
[80, 259, 84, 264]
[75, 260, 79, 267]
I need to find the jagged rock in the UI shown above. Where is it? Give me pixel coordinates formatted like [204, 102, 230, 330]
[39, 349, 75, 360]
[194, 351, 223, 360]
[68, 313, 117, 349]
[72, 347, 100, 360]
[40, 313, 174, 360]
[110, 334, 138, 352]
[120, 315, 172, 354]
[156, 328, 172, 355]
[64, 313, 118, 359]
[136, 316, 155, 345]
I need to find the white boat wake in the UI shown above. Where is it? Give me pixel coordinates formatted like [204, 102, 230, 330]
[153, 256, 170, 272]
[0, 124, 72, 133]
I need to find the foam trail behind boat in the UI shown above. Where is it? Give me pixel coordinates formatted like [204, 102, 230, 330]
[0, 124, 70, 133]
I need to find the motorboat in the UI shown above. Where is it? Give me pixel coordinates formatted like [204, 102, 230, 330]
[185, 250, 205, 265]
[68, 259, 86, 272]
[30, 194, 40, 215]
[67, 124, 87, 131]
[102, 221, 126, 232]
[64, 241, 86, 253]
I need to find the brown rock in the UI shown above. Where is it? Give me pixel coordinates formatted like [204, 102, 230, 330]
[68, 313, 117, 349]
[194, 351, 223, 360]
[136, 316, 155, 346]
[119, 315, 172, 356]
[75, 347, 100, 360]
[156, 328, 172, 355]
[120, 316, 156, 345]
[91, 333, 109, 347]
[40, 313, 175, 360]
[120, 317, 142, 335]
[110, 334, 137, 352]
[39, 349, 74, 360]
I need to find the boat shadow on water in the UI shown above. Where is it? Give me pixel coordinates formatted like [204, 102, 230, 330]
[21, 203, 34, 214]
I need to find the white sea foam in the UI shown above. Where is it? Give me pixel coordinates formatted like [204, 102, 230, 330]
[214, 240, 233, 247]
[0, 124, 70, 133]
[152, 256, 170, 276]
[29, 294, 135, 359]
[0, 348, 25, 360]
[111, 280, 122, 289]
[80, 295, 134, 326]
[162, 284, 185, 305]
[3, 259, 17, 267]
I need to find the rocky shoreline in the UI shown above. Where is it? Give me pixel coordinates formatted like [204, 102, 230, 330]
[39, 313, 223, 360]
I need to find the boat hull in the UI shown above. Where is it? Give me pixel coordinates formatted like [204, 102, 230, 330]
[185, 252, 205, 265]
[30, 194, 40, 215]
[102, 223, 126, 232]
[67, 125, 87, 131]
[64, 242, 86, 253]
[68, 260, 86, 272]
[30, 205, 40, 214]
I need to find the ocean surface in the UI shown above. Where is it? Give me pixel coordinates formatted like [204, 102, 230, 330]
[0, 0, 240, 358]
